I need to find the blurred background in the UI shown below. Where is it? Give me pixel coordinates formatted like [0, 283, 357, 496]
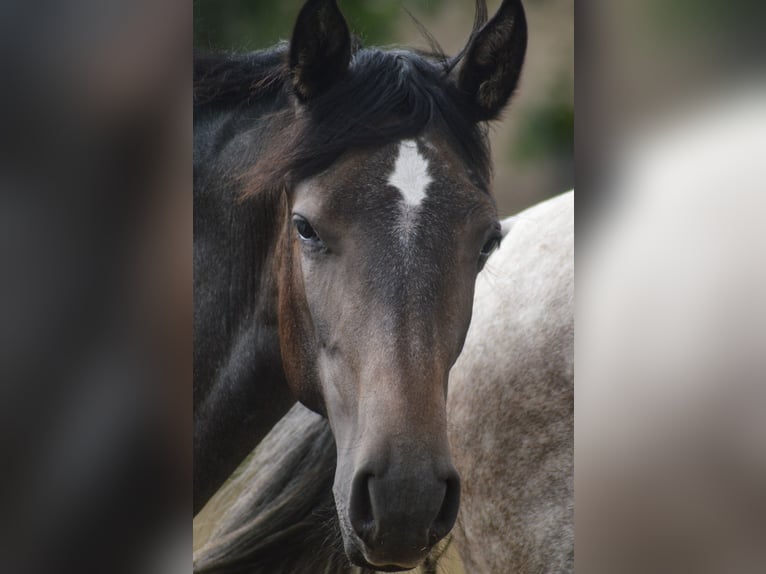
[194, 0, 573, 216]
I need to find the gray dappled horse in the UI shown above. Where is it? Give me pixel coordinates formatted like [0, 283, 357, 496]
[194, 0, 527, 569]
[193, 191, 574, 573]
[449, 191, 573, 573]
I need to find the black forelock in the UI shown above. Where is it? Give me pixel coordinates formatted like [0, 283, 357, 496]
[288, 47, 492, 191]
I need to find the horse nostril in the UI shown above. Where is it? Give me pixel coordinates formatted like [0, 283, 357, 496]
[348, 470, 375, 544]
[430, 472, 461, 545]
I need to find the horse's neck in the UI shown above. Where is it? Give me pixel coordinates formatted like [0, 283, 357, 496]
[193, 112, 287, 401]
[193, 110, 295, 513]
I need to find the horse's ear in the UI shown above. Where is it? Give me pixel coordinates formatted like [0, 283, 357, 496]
[456, 0, 527, 121]
[289, 0, 351, 101]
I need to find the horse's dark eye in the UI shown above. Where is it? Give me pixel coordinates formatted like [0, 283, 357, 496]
[295, 219, 316, 239]
[478, 234, 501, 270]
[292, 215, 322, 245]
[480, 236, 501, 257]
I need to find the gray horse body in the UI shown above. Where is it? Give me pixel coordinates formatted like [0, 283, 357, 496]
[193, 191, 574, 573]
[449, 190, 574, 573]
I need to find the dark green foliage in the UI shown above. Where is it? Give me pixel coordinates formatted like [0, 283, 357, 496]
[194, 0, 446, 50]
[513, 73, 573, 162]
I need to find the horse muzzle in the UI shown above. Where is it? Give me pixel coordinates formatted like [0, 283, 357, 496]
[341, 458, 461, 570]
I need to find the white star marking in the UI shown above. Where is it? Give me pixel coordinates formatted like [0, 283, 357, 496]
[387, 140, 432, 242]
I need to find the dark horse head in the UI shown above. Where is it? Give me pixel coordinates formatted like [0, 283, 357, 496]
[194, 0, 526, 569]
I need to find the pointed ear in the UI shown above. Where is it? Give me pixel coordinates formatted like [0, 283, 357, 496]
[289, 0, 351, 101]
[457, 0, 527, 121]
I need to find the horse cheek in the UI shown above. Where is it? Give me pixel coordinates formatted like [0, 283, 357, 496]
[278, 241, 326, 415]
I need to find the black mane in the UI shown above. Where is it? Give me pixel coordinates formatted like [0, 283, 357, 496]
[194, 44, 290, 110]
[194, 29, 494, 194]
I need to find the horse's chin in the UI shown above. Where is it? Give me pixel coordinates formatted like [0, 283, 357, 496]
[340, 521, 428, 572]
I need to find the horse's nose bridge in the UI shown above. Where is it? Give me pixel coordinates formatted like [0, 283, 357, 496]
[355, 367, 452, 465]
[368, 428, 454, 478]
[378, 300, 447, 368]
[364, 239, 452, 332]
[350, 288, 453, 440]
[358, 351, 449, 422]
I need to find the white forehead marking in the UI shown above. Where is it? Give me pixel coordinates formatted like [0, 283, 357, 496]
[388, 139, 432, 244]
[388, 139, 432, 209]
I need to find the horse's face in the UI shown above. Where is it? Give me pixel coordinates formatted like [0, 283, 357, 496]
[275, 0, 527, 569]
[280, 134, 500, 568]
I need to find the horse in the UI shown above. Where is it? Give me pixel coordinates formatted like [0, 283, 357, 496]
[193, 0, 528, 569]
[192, 191, 574, 573]
[448, 190, 573, 573]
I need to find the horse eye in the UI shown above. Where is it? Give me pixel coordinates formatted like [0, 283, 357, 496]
[292, 215, 321, 243]
[480, 236, 501, 257]
[478, 234, 501, 270]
